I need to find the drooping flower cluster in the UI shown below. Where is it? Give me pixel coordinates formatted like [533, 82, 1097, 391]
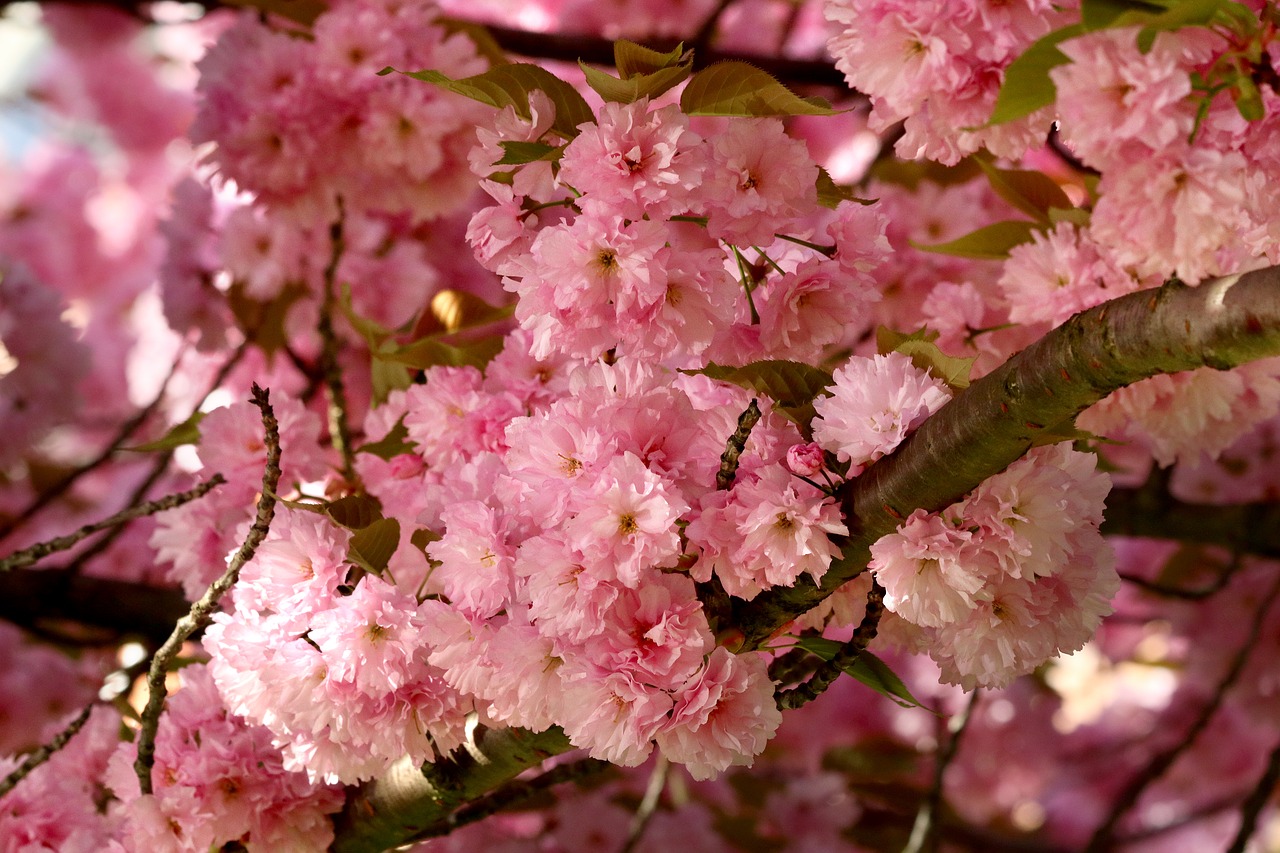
[867, 444, 1118, 689]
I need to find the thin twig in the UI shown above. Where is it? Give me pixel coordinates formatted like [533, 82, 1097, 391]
[1225, 734, 1280, 853]
[0, 342, 188, 542]
[58, 342, 250, 576]
[0, 702, 94, 800]
[903, 689, 980, 853]
[620, 755, 669, 853]
[1084, 570, 1280, 851]
[134, 384, 281, 794]
[0, 476, 225, 572]
[775, 578, 885, 710]
[317, 201, 358, 486]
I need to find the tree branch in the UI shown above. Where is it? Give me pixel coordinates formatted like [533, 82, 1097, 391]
[733, 265, 1280, 648]
[329, 724, 575, 853]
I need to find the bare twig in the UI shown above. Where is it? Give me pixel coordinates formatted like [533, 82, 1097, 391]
[621, 755, 669, 853]
[1084, 570, 1280, 851]
[0, 703, 94, 800]
[134, 384, 281, 794]
[317, 202, 358, 486]
[903, 689, 980, 853]
[1225, 734, 1280, 853]
[0, 476, 225, 572]
[0, 343, 187, 542]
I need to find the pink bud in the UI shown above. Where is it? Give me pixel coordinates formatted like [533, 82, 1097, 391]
[786, 442, 824, 477]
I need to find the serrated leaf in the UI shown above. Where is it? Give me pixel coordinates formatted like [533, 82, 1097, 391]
[580, 61, 692, 104]
[1125, 0, 1259, 53]
[496, 140, 563, 166]
[685, 361, 835, 409]
[875, 325, 937, 353]
[975, 159, 1073, 224]
[680, 61, 837, 116]
[410, 527, 442, 554]
[877, 327, 973, 390]
[987, 24, 1085, 125]
[384, 64, 594, 140]
[356, 415, 417, 461]
[348, 517, 401, 575]
[793, 637, 928, 710]
[816, 167, 875, 210]
[371, 355, 414, 405]
[1081, 0, 1165, 29]
[1049, 206, 1092, 227]
[272, 495, 328, 515]
[870, 156, 983, 190]
[897, 340, 975, 391]
[614, 39, 688, 77]
[1028, 418, 1112, 448]
[912, 219, 1038, 260]
[123, 411, 205, 453]
[327, 494, 383, 530]
[378, 334, 506, 370]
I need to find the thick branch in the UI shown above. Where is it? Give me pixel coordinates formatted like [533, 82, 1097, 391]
[329, 724, 574, 853]
[734, 265, 1280, 647]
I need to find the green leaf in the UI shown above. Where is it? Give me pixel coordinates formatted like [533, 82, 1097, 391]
[123, 411, 205, 453]
[870, 156, 983, 190]
[1049, 206, 1092, 227]
[912, 219, 1039, 260]
[793, 637, 929, 710]
[877, 327, 974, 391]
[1233, 75, 1265, 121]
[347, 517, 401, 575]
[371, 355, 414, 405]
[579, 61, 692, 104]
[356, 415, 417, 461]
[975, 158, 1074, 224]
[384, 64, 595, 140]
[685, 361, 835, 409]
[327, 494, 384, 530]
[614, 39, 688, 77]
[680, 61, 837, 116]
[1081, 0, 1166, 29]
[816, 167, 875, 210]
[227, 283, 307, 358]
[496, 140, 564, 165]
[410, 527, 442, 554]
[1128, 0, 1258, 53]
[378, 334, 506, 371]
[987, 24, 1085, 125]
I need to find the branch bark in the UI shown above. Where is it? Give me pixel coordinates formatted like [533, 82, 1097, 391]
[732, 266, 1280, 648]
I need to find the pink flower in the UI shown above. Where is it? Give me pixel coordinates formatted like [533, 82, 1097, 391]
[700, 117, 819, 245]
[655, 649, 781, 780]
[786, 442, 825, 477]
[812, 351, 952, 471]
[559, 98, 705, 221]
[869, 508, 991, 628]
[565, 452, 688, 587]
[687, 463, 847, 600]
[428, 500, 516, 618]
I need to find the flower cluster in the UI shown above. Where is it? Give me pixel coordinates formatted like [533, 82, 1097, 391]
[868, 444, 1118, 689]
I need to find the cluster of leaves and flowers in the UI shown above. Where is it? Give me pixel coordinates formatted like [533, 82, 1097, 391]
[5, 0, 1280, 851]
